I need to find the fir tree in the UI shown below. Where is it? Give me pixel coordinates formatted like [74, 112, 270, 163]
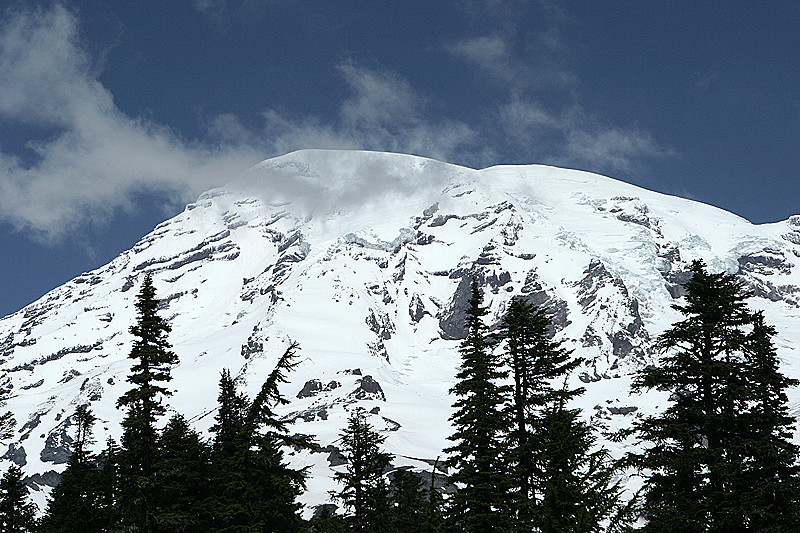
[628, 260, 800, 531]
[116, 272, 179, 532]
[333, 409, 393, 532]
[497, 297, 582, 525]
[0, 466, 38, 533]
[40, 406, 110, 532]
[737, 312, 800, 530]
[535, 394, 624, 533]
[153, 414, 213, 531]
[444, 280, 511, 532]
[424, 458, 445, 533]
[388, 468, 427, 533]
[208, 343, 310, 532]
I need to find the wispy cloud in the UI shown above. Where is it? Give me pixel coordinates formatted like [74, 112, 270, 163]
[211, 59, 485, 168]
[499, 98, 670, 174]
[446, 3, 671, 177]
[0, 7, 480, 240]
[0, 6, 259, 240]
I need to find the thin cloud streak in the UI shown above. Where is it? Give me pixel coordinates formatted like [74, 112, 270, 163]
[0, 4, 671, 242]
[0, 6, 259, 240]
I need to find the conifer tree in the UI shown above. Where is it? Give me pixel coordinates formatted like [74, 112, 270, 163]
[628, 260, 800, 531]
[333, 409, 393, 532]
[444, 280, 511, 532]
[737, 312, 800, 530]
[153, 414, 213, 531]
[0, 465, 38, 533]
[208, 343, 310, 532]
[40, 406, 109, 532]
[535, 394, 624, 533]
[498, 297, 582, 525]
[388, 468, 428, 533]
[424, 458, 445, 533]
[116, 272, 179, 531]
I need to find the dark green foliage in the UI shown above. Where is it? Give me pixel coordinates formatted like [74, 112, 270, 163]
[0, 466, 37, 533]
[498, 297, 583, 525]
[444, 280, 511, 532]
[208, 343, 310, 532]
[154, 414, 213, 531]
[628, 260, 800, 531]
[307, 505, 346, 532]
[40, 406, 112, 532]
[116, 273, 179, 531]
[535, 397, 624, 533]
[388, 468, 428, 533]
[333, 409, 393, 532]
[424, 459, 445, 533]
[736, 312, 800, 531]
[498, 297, 623, 532]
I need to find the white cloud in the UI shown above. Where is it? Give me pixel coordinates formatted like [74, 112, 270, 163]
[0, 6, 260, 240]
[498, 98, 670, 174]
[235, 59, 485, 167]
[447, 25, 670, 175]
[0, 7, 483, 240]
[447, 35, 576, 92]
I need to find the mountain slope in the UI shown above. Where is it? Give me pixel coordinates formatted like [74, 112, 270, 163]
[2, 149, 800, 511]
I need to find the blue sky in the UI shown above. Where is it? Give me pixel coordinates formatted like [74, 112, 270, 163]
[0, 1, 798, 317]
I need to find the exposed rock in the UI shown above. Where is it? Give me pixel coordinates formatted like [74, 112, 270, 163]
[517, 269, 571, 336]
[241, 327, 264, 359]
[440, 264, 512, 340]
[409, 294, 426, 323]
[312, 504, 339, 520]
[350, 375, 385, 401]
[738, 249, 793, 276]
[382, 416, 401, 431]
[2, 443, 27, 467]
[297, 379, 341, 399]
[314, 444, 347, 467]
[297, 379, 323, 399]
[41, 424, 74, 464]
[608, 406, 639, 416]
[24, 470, 61, 490]
[366, 309, 394, 340]
[574, 259, 651, 362]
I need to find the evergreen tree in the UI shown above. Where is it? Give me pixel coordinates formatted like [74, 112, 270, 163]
[333, 409, 393, 532]
[444, 280, 511, 532]
[535, 394, 624, 533]
[498, 297, 582, 525]
[116, 272, 179, 532]
[424, 458, 445, 533]
[628, 260, 800, 531]
[208, 343, 310, 532]
[40, 406, 110, 532]
[737, 312, 800, 530]
[0, 465, 38, 533]
[388, 468, 428, 533]
[154, 414, 213, 531]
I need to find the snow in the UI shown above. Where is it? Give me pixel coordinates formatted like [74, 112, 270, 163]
[2, 148, 800, 514]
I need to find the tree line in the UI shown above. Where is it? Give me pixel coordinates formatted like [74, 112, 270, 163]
[1, 260, 799, 531]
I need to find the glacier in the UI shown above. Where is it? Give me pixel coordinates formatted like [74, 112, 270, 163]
[1, 149, 799, 513]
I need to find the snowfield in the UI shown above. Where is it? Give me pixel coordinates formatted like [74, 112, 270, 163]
[2, 149, 799, 513]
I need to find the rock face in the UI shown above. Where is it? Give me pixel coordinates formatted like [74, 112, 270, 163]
[1, 149, 800, 513]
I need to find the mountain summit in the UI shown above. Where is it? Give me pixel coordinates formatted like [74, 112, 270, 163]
[2, 149, 800, 510]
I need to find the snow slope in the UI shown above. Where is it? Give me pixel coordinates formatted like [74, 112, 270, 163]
[2, 149, 800, 512]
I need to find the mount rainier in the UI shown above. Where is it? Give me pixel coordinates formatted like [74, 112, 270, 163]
[2, 149, 800, 512]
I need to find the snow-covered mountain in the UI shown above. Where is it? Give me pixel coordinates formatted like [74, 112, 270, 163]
[3, 149, 800, 512]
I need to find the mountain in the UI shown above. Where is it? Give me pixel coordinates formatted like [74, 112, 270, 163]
[2, 149, 800, 512]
